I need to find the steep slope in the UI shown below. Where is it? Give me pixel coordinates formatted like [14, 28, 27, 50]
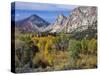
[44, 14, 67, 33]
[46, 6, 97, 34]
[63, 6, 97, 33]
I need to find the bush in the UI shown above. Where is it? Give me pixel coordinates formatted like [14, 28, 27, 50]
[53, 34, 69, 51]
[68, 40, 81, 59]
[15, 34, 33, 67]
[81, 39, 89, 54]
[45, 40, 52, 53]
[88, 38, 97, 54]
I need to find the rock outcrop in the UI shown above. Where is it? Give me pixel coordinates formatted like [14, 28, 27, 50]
[46, 6, 97, 34]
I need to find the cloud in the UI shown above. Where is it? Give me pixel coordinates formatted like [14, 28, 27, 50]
[15, 2, 78, 11]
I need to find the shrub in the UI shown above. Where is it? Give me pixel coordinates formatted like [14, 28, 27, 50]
[53, 34, 69, 51]
[81, 39, 89, 54]
[15, 34, 33, 67]
[88, 38, 97, 54]
[45, 40, 52, 53]
[68, 40, 81, 59]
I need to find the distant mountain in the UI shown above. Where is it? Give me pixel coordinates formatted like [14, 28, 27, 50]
[45, 6, 97, 34]
[15, 14, 50, 33]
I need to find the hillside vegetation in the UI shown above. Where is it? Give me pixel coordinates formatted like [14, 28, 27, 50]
[15, 33, 97, 72]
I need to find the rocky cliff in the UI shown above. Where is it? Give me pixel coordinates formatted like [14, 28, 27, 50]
[48, 6, 97, 33]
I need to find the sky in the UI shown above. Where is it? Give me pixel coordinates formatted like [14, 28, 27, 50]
[12, 2, 78, 23]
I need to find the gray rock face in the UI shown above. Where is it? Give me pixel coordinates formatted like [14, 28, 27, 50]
[51, 14, 67, 33]
[63, 6, 97, 33]
[45, 14, 67, 33]
[47, 6, 97, 33]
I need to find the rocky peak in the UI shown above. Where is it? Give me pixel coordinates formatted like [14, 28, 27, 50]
[25, 14, 50, 27]
[54, 14, 67, 26]
[57, 14, 66, 20]
[27, 14, 40, 21]
[16, 14, 50, 33]
[49, 14, 67, 33]
[64, 6, 97, 33]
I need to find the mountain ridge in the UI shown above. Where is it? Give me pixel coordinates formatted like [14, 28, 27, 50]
[15, 6, 97, 34]
[48, 6, 97, 33]
[15, 14, 50, 33]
